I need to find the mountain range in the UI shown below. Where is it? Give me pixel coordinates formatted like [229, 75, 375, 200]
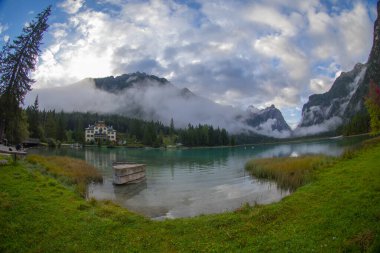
[28, 72, 291, 138]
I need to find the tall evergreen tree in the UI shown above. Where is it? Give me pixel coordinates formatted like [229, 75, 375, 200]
[45, 111, 57, 139]
[169, 118, 175, 136]
[56, 111, 67, 142]
[26, 95, 42, 138]
[0, 6, 51, 142]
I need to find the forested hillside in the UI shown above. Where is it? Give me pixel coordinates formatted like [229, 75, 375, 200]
[24, 98, 234, 147]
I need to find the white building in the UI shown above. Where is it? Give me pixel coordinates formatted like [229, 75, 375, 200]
[85, 121, 117, 143]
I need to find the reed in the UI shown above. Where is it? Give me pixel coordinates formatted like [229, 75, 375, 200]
[245, 155, 333, 191]
[26, 155, 102, 196]
[361, 136, 380, 148]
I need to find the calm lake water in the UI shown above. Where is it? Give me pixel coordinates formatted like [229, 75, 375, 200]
[29, 135, 367, 219]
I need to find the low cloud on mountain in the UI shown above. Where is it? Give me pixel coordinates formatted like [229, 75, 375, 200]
[25, 77, 291, 138]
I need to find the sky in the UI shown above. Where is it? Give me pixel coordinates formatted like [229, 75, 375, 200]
[0, 0, 378, 128]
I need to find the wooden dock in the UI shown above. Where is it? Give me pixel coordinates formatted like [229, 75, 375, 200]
[0, 148, 27, 161]
[112, 162, 146, 185]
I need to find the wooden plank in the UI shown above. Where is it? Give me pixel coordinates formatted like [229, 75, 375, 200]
[113, 163, 145, 169]
[113, 165, 145, 176]
[0, 150, 27, 162]
[0, 150, 27, 155]
[113, 171, 146, 185]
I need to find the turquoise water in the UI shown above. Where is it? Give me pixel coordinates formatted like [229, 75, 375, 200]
[29, 135, 367, 218]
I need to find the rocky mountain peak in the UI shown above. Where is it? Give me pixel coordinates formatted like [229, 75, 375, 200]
[180, 88, 195, 99]
[93, 72, 169, 93]
[247, 105, 260, 114]
[245, 104, 291, 133]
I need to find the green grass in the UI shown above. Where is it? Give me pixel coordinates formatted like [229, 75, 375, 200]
[1, 140, 380, 252]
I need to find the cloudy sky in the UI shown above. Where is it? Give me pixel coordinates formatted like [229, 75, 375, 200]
[0, 0, 377, 128]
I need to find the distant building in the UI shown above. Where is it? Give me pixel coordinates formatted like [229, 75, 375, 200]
[85, 121, 116, 143]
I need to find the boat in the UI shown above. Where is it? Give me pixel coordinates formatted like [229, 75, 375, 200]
[112, 162, 146, 185]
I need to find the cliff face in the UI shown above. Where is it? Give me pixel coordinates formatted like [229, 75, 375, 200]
[298, 63, 367, 128]
[345, 1, 380, 119]
[245, 105, 291, 132]
[367, 1, 380, 83]
[297, 1, 380, 133]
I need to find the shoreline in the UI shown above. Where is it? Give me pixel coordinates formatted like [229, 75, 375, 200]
[2, 132, 372, 155]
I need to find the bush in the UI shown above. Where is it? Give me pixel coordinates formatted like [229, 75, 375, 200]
[47, 138, 57, 148]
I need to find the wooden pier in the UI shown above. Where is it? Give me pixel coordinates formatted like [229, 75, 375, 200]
[0, 149, 27, 161]
[112, 162, 146, 185]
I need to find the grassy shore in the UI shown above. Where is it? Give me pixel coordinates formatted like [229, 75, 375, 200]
[0, 140, 380, 252]
[26, 155, 103, 197]
[245, 155, 334, 191]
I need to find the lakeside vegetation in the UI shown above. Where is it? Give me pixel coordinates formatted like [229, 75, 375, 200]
[245, 137, 380, 191]
[245, 155, 334, 191]
[26, 155, 102, 197]
[0, 138, 379, 252]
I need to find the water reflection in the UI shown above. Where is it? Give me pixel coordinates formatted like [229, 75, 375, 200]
[253, 141, 344, 158]
[29, 135, 368, 218]
[113, 181, 148, 199]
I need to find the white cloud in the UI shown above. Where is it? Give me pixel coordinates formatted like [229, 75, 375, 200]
[59, 0, 85, 14]
[308, 9, 332, 35]
[309, 77, 333, 94]
[245, 4, 298, 36]
[0, 23, 8, 34]
[254, 35, 309, 82]
[3, 35, 9, 42]
[308, 2, 373, 70]
[338, 3, 372, 61]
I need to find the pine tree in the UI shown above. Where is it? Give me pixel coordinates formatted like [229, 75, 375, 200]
[169, 118, 175, 136]
[56, 111, 67, 142]
[0, 6, 51, 142]
[26, 95, 42, 138]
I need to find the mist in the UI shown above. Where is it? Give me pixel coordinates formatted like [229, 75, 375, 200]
[26, 78, 291, 137]
[252, 118, 291, 138]
[293, 116, 343, 137]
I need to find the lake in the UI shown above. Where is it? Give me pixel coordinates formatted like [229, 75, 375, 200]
[29, 135, 367, 219]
